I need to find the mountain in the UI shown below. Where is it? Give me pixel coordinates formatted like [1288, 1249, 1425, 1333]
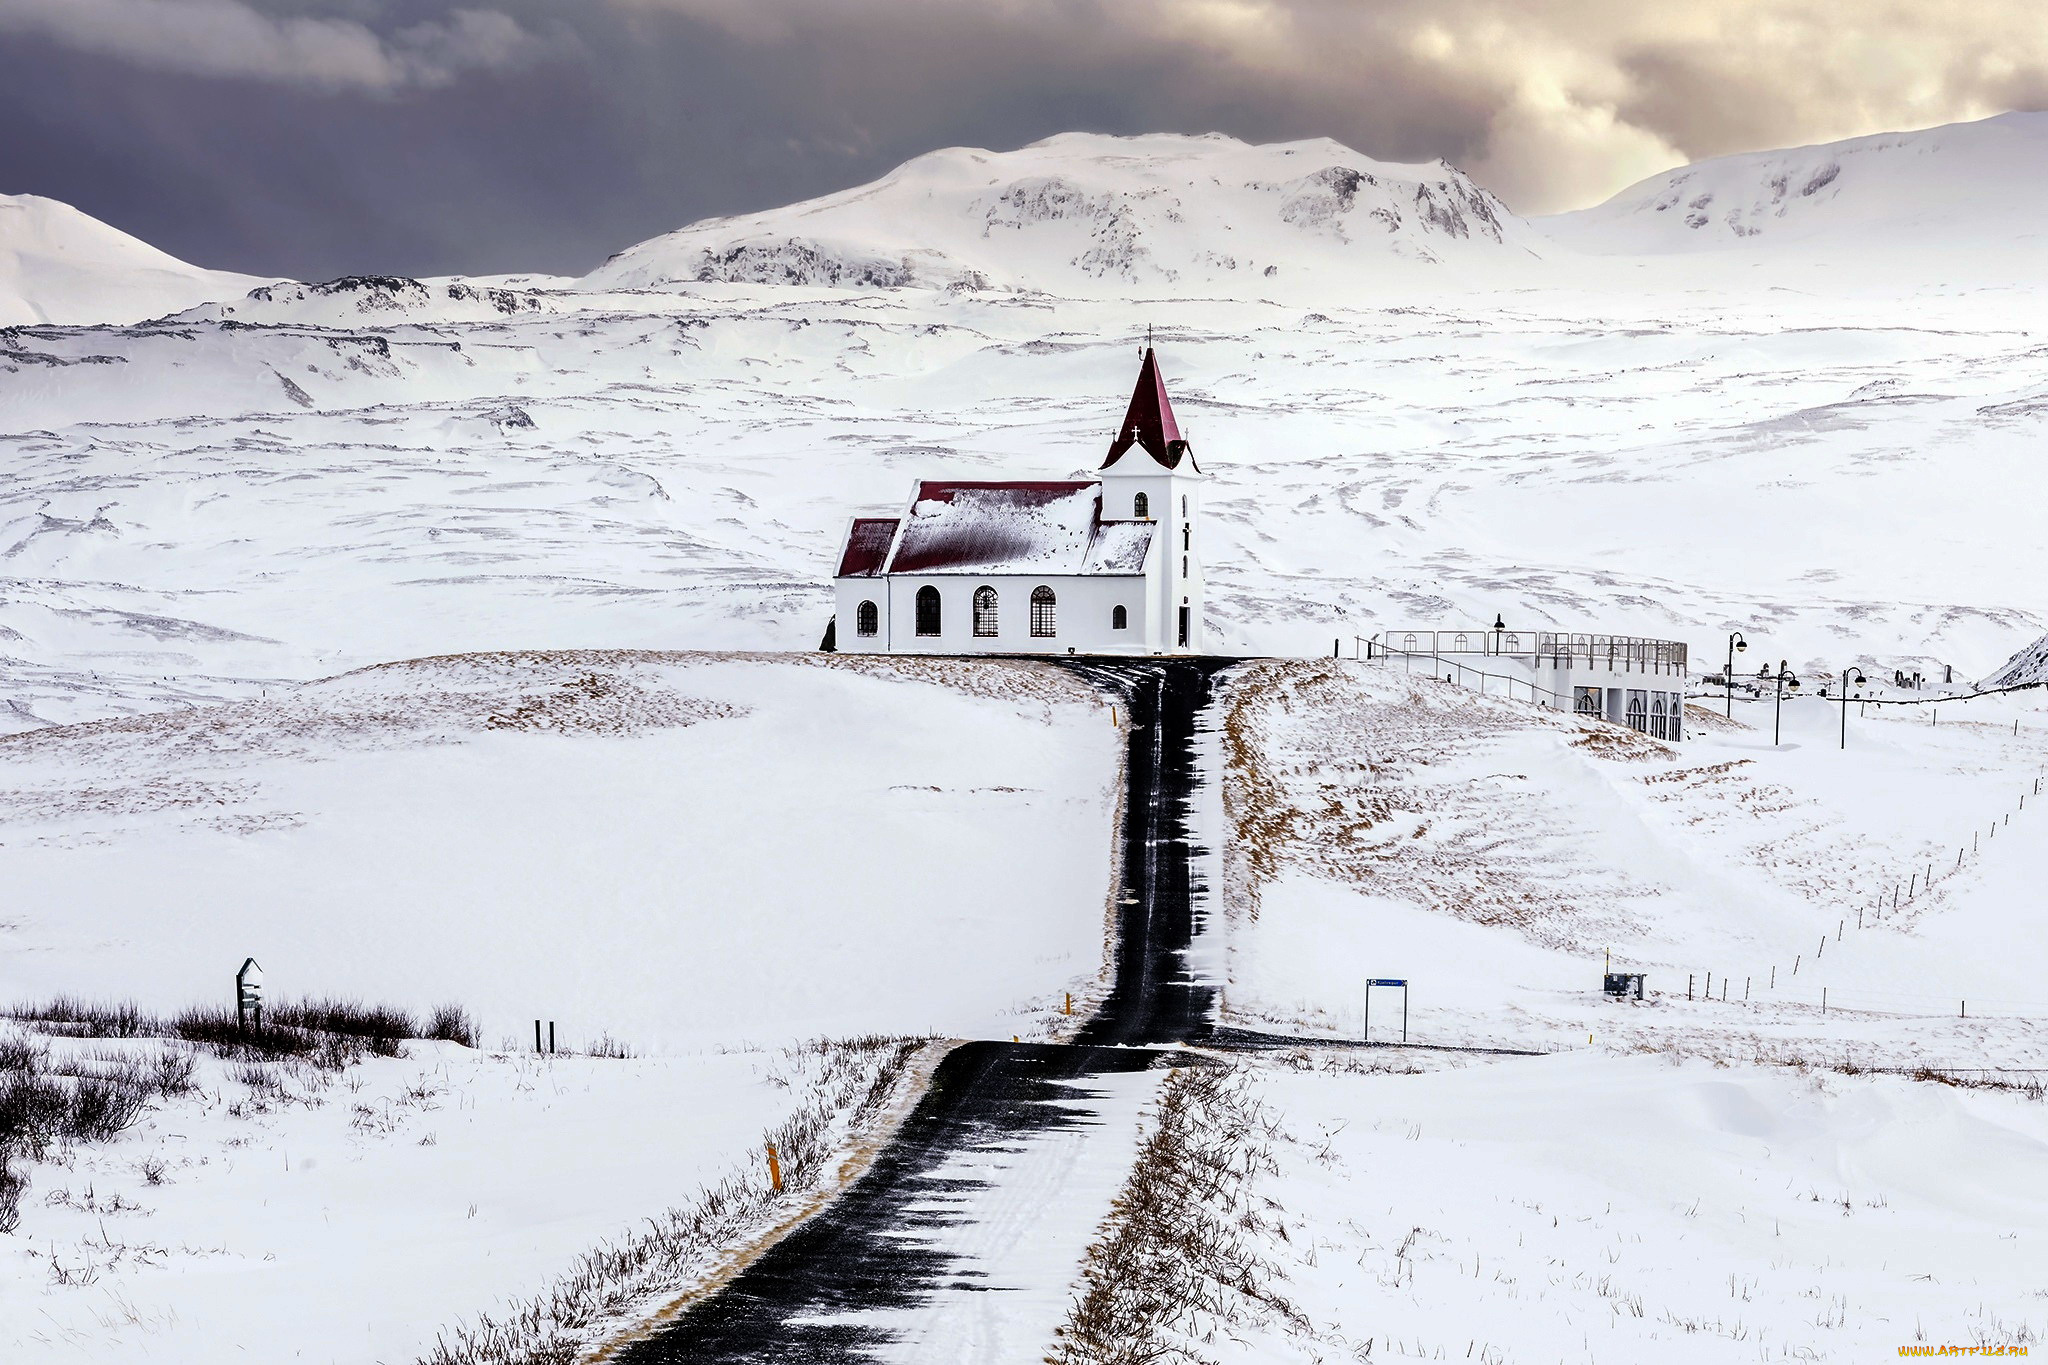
[0, 193, 262, 327]
[581, 132, 1543, 296]
[1540, 111, 2048, 260]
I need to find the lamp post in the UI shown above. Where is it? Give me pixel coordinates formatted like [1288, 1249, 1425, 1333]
[1771, 664, 1800, 746]
[1724, 631, 1749, 717]
[1492, 613, 1506, 657]
[1835, 665, 1866, 749]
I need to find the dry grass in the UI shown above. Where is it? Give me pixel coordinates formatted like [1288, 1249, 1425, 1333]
[1049, 1066, 1307, 1365]
[1215, 660, 1651, 950]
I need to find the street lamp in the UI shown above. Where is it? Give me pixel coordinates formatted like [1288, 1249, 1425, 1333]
[1835, 666, 1866, 749]
[1771, 663, 1800, 746]
[1725, 631, 1749, 718]
[1492, 613, 1506, 657]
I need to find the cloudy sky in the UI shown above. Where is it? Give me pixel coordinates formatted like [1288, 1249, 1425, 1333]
[2, 0, 2041, 279]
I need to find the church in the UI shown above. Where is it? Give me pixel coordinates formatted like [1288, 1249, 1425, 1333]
[831, 347, 1205, 656]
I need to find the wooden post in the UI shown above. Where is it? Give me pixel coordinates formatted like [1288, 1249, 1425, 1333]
[1744, 976, 1751, 1001]
[1822, 987, 1827, 1016]
[1063, 992, 1072, 1016]
[1687, 974, 1694, 1001]
[766, 1143, 783, 1193]
[548, 1022, 556, 1055]
[534, 1019, 542, 1054]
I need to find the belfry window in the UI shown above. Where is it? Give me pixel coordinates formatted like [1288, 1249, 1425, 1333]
[1133, 492, 1149, 518]
[1112, 604, 1128, 630]
[1030, 586, 1057, 637]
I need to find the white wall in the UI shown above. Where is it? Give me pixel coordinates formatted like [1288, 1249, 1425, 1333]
[835, 571, 1155, 655]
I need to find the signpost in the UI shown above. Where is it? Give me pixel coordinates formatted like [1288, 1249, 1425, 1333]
[236, 957, 263, 1035]
[1364, 978, 1408, 1043]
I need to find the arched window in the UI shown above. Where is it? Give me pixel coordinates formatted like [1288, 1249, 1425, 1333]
[1575, 687, 1602, 718]
[1453, 633, 1470, 651]
[972, 585, 998, 637]
[915, 585, 941, 637]
[1132, 492, 1149, 519]
[1112, 604, 1128, 630]
[1650, 693, 1668, 740]
[1626, 691, 1648, 733]
[1402, 633, 1418, 651]
[1182, 524, 1190, 550]
[1505, 633, 1521, 651]
[856, 600, 879, 637]
[1030, 586, 1057, 637]
[1181, 496, 1187, 517]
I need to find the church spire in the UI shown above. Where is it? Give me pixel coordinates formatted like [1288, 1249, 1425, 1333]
[1102, 346, 1197, 471]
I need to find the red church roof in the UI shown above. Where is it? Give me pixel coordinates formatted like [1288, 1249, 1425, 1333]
[836, 517, 899, 577]
[1102, 346, 1197, 472]
[833, 480, 1156, 577]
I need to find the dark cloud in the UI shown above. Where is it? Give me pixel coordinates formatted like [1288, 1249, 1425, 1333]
[0, 0, 2041, 280]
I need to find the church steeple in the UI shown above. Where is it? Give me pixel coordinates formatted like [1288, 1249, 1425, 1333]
[1102, 346, 1197, 471]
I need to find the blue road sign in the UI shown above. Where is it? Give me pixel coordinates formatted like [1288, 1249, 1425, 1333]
[1369, 978, 1407, 987]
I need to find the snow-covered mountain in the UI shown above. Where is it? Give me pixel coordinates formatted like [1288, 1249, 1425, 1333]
[1982, 631, 2048, 690]
[582, 132, 1542, 296]
[1541, 111, 2048, 259]
[0, 193, 263, 326]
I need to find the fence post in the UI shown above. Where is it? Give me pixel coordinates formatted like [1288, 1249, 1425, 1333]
[1744, 976, 1751, 1001]
[534, 1019, 542, 1055]
[1688, 974, 1694, 1001]
[1822, 987, 1827, 1016]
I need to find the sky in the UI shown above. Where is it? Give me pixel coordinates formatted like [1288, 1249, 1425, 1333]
[1, 0, 2042, 280]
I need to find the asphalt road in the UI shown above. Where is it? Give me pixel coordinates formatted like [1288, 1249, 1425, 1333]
[608, 659, 1227, 1363]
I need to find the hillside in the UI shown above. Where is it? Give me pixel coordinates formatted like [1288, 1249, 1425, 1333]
[581, 132, 1544, 296]
[1541, 111, 2048, 264]
[0, 193, 261, 327]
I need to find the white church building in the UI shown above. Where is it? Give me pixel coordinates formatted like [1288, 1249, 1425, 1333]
[831, 346, 1205, 656]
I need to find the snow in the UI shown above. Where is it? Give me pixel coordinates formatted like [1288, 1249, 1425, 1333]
[0, 194, 262, 327]
[1217, 661, 2048, 1056]
[0, 1042, 830, 1364]
[1545, 110, 2048, 267]
[0, 651, 1123, 1362]
[1222, 1051, 2048, 1362]
[890, 482, 1100, 575]
[1982, 631, 2048, 689]
[6, 113, 2048, 1361]
[581, 132, 1540, 297]
[0, 652, 1119, 1052]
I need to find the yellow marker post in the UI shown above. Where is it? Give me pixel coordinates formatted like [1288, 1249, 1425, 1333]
[766, 1142, 783, 1194]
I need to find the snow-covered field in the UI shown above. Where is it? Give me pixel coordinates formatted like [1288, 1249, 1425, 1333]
[0, 652, 1119, 1363]
[1154, 1051, 2048, 1363]
[1217, 659, 2048, 1054]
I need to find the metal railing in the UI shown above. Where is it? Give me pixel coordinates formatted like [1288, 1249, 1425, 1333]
[1372, 629, 1689, 676]
[1362, 642, 1569, 709]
